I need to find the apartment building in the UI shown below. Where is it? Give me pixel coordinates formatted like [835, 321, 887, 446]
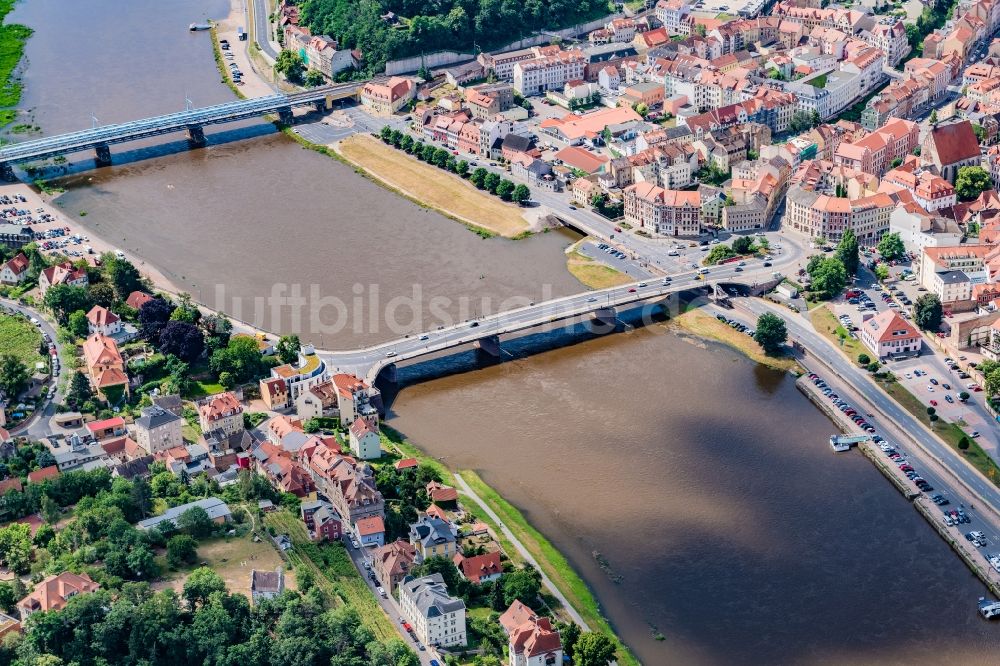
[399, 574, 467, 648]
[513, 50, 586, 97]
[623, 183, 701, 236]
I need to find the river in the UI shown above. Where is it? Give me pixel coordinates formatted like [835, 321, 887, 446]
[9, 1, 1000, 664]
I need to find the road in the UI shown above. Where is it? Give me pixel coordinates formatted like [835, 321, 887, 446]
[250, 0, 279, 61]
[319, 255, 788, 383]
[454, 474, 590, 630]
[1, 298, 63, 440]
[737, 298, 1000, 519]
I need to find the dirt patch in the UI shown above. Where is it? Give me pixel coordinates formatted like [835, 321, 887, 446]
[672, 308, 803, 373]
[152, 534, 295, 600]
[336, 134, 531, 238]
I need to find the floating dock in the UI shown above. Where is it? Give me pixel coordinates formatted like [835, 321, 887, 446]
[830, 434, 869, 452]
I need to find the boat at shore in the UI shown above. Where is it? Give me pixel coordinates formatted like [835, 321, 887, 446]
[978, 597, 1000, 620]
[189, 22, 212, 31]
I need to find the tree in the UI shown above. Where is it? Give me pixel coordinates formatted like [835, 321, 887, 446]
[105, 255, 142, 300]
[276, 334, 301, 364]
[0, 354, 29, 399]
[87, 282, 116, 308]
[511, 184, 530, 205]
[633, 102, 649, 117]
[304, 69, 326, 87]
[754, 313, 787, 354]
[210, 335, 267, 383]
[158, 322, 205, 362]
[455, 160, 469, 177]
[955, 165, 993, 202]
[731, 236, 754, 254]
[167, 534, 199, 568]
[139, 297, 175, 340]
[694, 23, 707, 37]
[178, 506, 214, 538]
[379, 126, 392, 143]
[44, 284, 91, 324]
[495, 179, 515, 200]
[563, 622, 582, 661]
[914, 293, 943, 331]
[874, 263, 889, 281]
[433, 148, 450, 169]
[572, 632, 617, 666]
[836, 228, 859, 276]
[66, 309, 89, 338]
[807, 257, 848, 298]
[959, 391, 970, 402]
[858, 353, 871, 365]
[0, 523, 32, 574]
[274, 50, 305, 83]
[66, 370, 92, 407]
[929, 109, 937, 124]
[706, 245, 737, 264]
[502, 567, 541, 607]
[483, 172, 501, 194]
[400, 134, 415, 153]
[958, 436, 970, 451]
[183, 567, 226, 608]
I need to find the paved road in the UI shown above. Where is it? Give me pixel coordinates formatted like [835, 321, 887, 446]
[320, 258, 782, 382]
[737, 298, 1000, 519]
[1, 298, 62, 439]
[250, 0, 279, 61]
[455, 475, 590, 630]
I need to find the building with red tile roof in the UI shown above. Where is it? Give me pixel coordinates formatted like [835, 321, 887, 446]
[26, 465, 60, 484]
[85, 305, 121, 337]
[354, 515, 385, 547]
[0, 252, 28, 285]
[85, 416, 126, 441]
[426, 480, 459, 504]
[125, 291, 154, 311]
[394, 458, 419, 471]
[82, 333, 128, 401]
[372, 539, 416, 592]
[624, 182, 701, 237]
[921, 120, 983, 183]
[860, 309, 921, 360]
[38, 261, 87, 296]
[453, 551, 503, 584]
[500, 600, 564, 665]
[197, 392, 243, 436]
[17, 572, 99, 618]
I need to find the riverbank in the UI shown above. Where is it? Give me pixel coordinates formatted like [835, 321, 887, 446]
[379, 426, 639, 666]
[0, 0, 32, 128]
[565, 240, 631, 289]
[671, 307, 803, 373]
[335, 134, 534, 239]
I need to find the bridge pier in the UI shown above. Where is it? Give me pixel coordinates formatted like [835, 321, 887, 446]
[586, 307, 618, 334]
[277, 106, 294, 125]
[474, 335, 502, 358]
[313, 100, 326, 114]
[186, 125, 206, 146]
[0, 163, 13, 182]
[94, 144, 112, 167]
[381, 363, 397, 384]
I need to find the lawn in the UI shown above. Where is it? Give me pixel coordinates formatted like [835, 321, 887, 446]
[807, 73, 828, 89]
[336, 134, 530, 238]
[877, 378, 1000, 486]
[0, 312, 44, 369]
[566, 247, 631, 290]
[672, 308, 803, 373]
[810, 305, 864, 359]
[152, 533, 295, 600]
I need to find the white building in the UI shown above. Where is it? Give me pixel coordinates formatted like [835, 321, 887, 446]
[860, 309, 922, 359]
[85, 305, 122, 337]
[133, 405, 183, 456]
[512, 51, 586, 97]
[655, 0, 691, 35]
[348, 417, 381, 460]
[888, 206, 962, 254]
[399, 573, 467, 648]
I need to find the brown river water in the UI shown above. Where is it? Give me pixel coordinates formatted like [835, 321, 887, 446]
[9, 1, 1000, 663]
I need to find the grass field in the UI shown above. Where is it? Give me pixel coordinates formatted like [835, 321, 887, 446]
[152, 534, 295, 600]
[673, 308, 802, 373]
[337, 134, 530, 238]
[566, 247, 631, 290]
[0, 313, 43, 369]
[0, 0, 31, 128]
[810, 305, 864, 359]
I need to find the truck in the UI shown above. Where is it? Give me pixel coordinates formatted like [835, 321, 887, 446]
[237, 26, 246, 41]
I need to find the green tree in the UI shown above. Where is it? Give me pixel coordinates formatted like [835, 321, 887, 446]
[484, 172, 501, 194]
[379, 126, 393, 143]
[276, 334, 301, 364]
[274, 49, 305, 83]
[166, 534, 199, 568]
[836, 228, 859, 276]
[0, 523, 33, 574]
[470, 167, 489, 189]
[929, 109, 937, 124]
[857, 353, 871, 365]
[959, 391, 970, 401]
[105, 255, 143, 300]
[87, 282, 116, 308]
[0, 354, 29, 400]
[66, 309, 89, 338]
[874, 263, 890, 281]
[304, 69, 326, 87]
[807, 257, 848, 298]
[913, 293, 943, 331]
[511, 184, 530, 204]
[43, 284, 91, 324]
[958, 436, 970, 451]
[706, 245, 737, 264]
[178, 506, 214, 538]
[502, 567, 541, 608]
[400, 134, 415, 153]
[754, 313, 788, 354]
[433, 148, 450, 169]
[573, 632, 617, 666]
[495, 179, 515, 201]
[210, 335, 266, 383]
[955, 166, 993, 202]
[731, 236, 754, 254]
[563, 622, 582, 661]
[183, 567, 226, 608]
[455, 159, 469, 177]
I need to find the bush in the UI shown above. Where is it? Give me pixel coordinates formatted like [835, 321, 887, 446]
[857, 353, 870, 366]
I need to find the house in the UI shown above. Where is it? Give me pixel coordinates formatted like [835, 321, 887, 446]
[0, 477, 23, 495]
[136, 497, 232, 531]
[500, 600, 564, 666]
[0, 612, 19, 639]
[361, 77, 416, 117]
[921, 120, 983, 183]
[354, 515, 385, 548]
[0, 225, 32, 250]
[125, 290, 154, 310]
[111, 454, 155, 480]
[330, 373, 380, 424]
[82, 333, 128, 400]
[133, 405, 183, 455]
[624, 183, 701, 237]
[85, 305, 121, 337]
[26, 465, 60, 484]
[300, 499, 343, 541]
[372, 539, 417, 592]
[395, 458, 419, 472]
[302, 441, 385, 525]
[152, 394, 184, 417]
[426, 480, 459, 505]
[250, 569, 284, 604]
[17, 572, 99, 618]
[269, 345, 328, 402]
[197, 392, 244, 436]
[399, 573, 467, 648]
[453, 551, 503, 585]
[0, 252, 28, 285]
[860, 309, 922, 360]
[260, 377, 290, 411]
[38, 261, 87, 296]
[85, 416, 126, 441]
[349, 417, 381, 460]
[409, 515, 456, 563]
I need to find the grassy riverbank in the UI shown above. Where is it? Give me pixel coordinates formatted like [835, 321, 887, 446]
[565, 244, 631, 289]
[810, 304, 864, 358]
[0, 0, 32, 128]
[337, 134, 530, 238]
[673, 308, 803, 373]
[378, 426, 639, 666]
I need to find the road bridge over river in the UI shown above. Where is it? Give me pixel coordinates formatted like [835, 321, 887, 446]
[0, 84, 361, 179]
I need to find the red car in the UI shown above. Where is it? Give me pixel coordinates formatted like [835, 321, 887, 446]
[628, 288, 637, 293]
[930, 400, 937, 406]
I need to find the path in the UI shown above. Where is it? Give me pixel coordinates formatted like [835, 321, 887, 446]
[454, 474, 591, 630]
[1, 297, 63, 439]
